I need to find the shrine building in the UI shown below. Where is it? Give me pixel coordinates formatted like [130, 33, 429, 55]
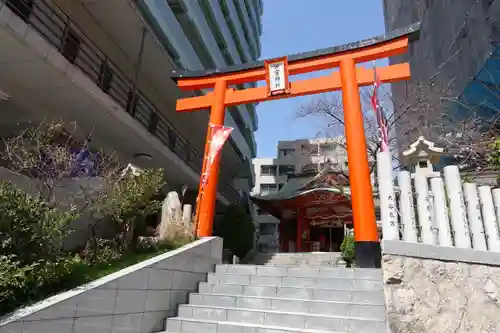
[251, 162, 382, 253]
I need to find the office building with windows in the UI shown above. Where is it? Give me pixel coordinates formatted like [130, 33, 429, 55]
[0, 0, 263, 214]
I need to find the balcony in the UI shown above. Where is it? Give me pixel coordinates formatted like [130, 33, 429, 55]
[0, 0, 240, 203]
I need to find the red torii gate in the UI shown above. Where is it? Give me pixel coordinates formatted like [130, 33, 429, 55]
[171, 23, 420, 268]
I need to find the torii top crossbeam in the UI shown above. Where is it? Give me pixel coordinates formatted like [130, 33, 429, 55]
[172, 22, 420, 110]
[170, 22, 420, 268]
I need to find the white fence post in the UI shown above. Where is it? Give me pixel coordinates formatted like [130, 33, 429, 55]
[397, 171, 418, 242]
[493, 189, 500, 234]
[463, 183, 487, 250]
[430, 177, 453, 246]
[443, 165, 471, 248]
[414, 174, 436, 245]
[376, 151, 399, 240]
[478, 186, 500, 251]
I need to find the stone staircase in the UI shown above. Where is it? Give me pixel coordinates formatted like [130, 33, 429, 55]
[250, 252, 345, 266]
[162, 262, 387, 333]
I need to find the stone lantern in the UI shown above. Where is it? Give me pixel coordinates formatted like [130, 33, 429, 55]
[401, 136, 444, 178]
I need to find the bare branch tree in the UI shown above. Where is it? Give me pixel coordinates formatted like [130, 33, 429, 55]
[2, 119, 122, 209]
[297, 49, 500, 184]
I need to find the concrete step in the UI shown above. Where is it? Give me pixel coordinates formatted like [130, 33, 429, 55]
[207, 273, 384, 290]
[250, 252, 344, 266]
[188, 293, 386, 320]
[169, 304, 386, 333]
[177, 304, 386, 332]
[215, 265, 382, 280]
[164, 317, 345, 333]
[198, 282, 385, 305]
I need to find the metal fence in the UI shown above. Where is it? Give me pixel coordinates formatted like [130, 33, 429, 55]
[2, 0, 241, 202]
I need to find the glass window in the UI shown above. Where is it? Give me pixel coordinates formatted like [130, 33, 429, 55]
[260, 165, 277, 176]
[279, 149, 295, 157]
[278, 165, 294, 176]
[6, 0, 33, 23]
[260, 184, 278, 195]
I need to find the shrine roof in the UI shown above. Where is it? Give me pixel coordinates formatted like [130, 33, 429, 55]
[251, 186, 350, 203]
[171, 22, 420, 80]
[251, 165, 351, 202]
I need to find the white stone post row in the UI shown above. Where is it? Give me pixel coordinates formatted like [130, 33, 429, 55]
[479, 186, 500, 252]
[376, 151, 399, 241]
[414, 173, 436, 245]
[463, 183, 487, 250]
[397, 171, 418, 242]
[443, 166, 471, 248]
[430, 177, 453, 246]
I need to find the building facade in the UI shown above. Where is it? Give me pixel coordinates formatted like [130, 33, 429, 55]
[383, 0, 500, 149]
[252, 138, 353, 253]
[0, 0, 263, 213]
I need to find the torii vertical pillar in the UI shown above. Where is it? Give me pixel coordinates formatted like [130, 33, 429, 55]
[170, 23, 420, 268]
[340, 58, 380, 268]
[196, 80, 227, 237]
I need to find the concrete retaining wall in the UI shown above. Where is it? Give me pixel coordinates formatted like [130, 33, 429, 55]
[382, 240, 500, 333]
[0, 237, 223, 333]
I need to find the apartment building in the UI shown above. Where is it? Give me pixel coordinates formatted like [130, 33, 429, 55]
[252, 138, 353, 253]
[0, 0, 263, 213]
[383, 0, 500, 150]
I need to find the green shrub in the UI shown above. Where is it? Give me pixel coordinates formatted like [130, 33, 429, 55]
[0, 254, 83, 315]
[0, 120, 187, 315]
[0, 181, 80, 263]
[216, 204, 255, 259]
[0, 170, 170, 315]
[340, 233, 356, 265]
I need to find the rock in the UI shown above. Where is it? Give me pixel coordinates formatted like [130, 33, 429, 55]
[157, 191, 182, 239]
[383, 254, 500, 333]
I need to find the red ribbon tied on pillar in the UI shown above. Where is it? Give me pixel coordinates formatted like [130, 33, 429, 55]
[201, 124, 233, 189]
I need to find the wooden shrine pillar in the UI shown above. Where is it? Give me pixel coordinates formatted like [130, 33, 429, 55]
[279, 220, 284, 252]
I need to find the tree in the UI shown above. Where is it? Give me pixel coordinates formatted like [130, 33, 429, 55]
[1, 119, 167, 256]
[297, 61, 500, 182]
[1, 120, 121, 208]
[216, 204, 255, 259]
[297, 89, 383, 181]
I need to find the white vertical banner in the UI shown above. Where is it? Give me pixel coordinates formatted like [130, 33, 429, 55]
[479, 186, 500, 251]
[430, 177, 453, 246]
[376, 150, 399, 240]
[414, 174, 436, 245]
[443, 166, 471, 248]
[397, 171, 418, 242]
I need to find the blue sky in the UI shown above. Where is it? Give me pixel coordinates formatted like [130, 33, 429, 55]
[255, 0, 387, 157]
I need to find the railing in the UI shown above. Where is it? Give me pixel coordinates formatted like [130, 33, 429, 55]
[377, 151, 500, 252]
[1, 0, 241, 203]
